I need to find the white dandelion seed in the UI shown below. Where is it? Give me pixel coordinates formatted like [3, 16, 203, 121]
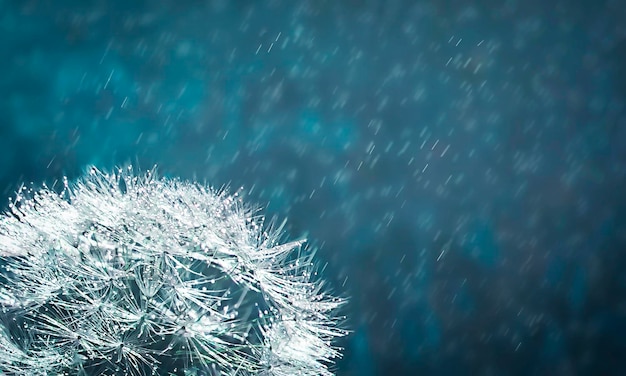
[0, 167, 346, 375]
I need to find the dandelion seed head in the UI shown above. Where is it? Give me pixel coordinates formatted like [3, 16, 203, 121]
[0, 167, 346, 375]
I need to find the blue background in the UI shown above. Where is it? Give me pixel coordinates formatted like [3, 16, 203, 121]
[1, 0, 626, 375]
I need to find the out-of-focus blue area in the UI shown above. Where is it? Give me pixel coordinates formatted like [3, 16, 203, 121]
[1, 0, 625, 374]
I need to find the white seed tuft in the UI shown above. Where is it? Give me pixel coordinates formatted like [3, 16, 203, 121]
[0, 167, 346, 375]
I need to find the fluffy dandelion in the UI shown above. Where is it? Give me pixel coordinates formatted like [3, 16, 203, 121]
[0, 167, 346, 375]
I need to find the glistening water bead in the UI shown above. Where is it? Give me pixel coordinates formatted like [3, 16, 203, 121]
[0, 167, 346, 376]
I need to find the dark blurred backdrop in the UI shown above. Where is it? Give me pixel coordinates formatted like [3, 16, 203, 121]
[1, 0, 626, 375]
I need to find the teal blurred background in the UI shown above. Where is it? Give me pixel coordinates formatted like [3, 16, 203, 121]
[1, 0, 626, 374]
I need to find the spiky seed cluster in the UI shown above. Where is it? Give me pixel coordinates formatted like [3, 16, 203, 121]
[0, 167, 346, 375]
